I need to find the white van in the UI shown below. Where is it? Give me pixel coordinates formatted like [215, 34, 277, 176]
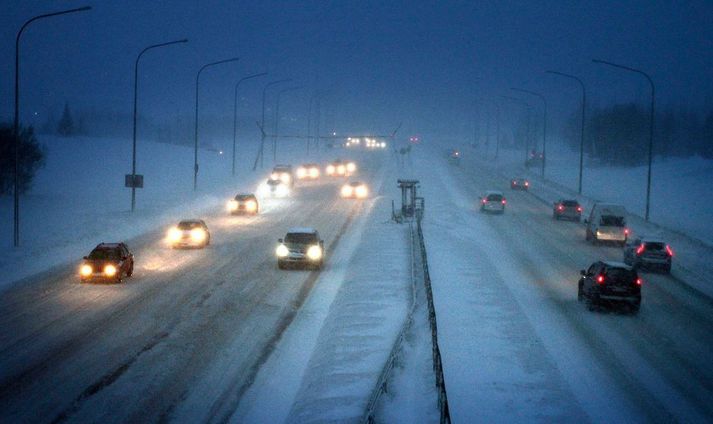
[585, 203, 628, 245]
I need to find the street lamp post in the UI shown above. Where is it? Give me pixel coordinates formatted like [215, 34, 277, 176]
[193, 57, 240, 191]
[13, 5, 91, 247]
[593, 59, 655, 221]
[273, 86, 303, 162]
[546, 70, 586, 194]
[232, 72, 267, 176]
[511, 87, 548, 178]
[131, 39, 188, 211]
[252, 79, 291, 170]
[495, 99, 501, 160]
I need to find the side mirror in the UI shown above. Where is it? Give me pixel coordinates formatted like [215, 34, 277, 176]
[580, 270, 586, 276]
[83, 256, 88, 260]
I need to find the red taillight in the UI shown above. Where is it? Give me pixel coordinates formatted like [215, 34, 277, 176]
[666, 245, 674, 257]
[624, 228, 630, 236]
[501, 199, 507, 205]
[512, 181, 516, 185]
[557, 205, 564, 211]
[636, 243, 645, 255]
[635, 278, 642, 286]
[481, 198, 487, 204]
[525, 181, 529, 186]
[596, 274, 605, 285]
[576, 206, 582, 212]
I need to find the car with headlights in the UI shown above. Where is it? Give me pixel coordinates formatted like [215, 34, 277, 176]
[79, 242, 134, 283]
[276, 227, 324, 270]
[166, 219, 210, 248]
[260, 178, 290, 198]
[227, 193, 259, 215]
[623, 237, 673, 274]
[325, 159, 356, 177]
[525, 150, 544, 168]
[480, 190, 506, 213]
[578, 261, 642, 313]
[448, 149, 461, 165]
[296, 163, 320, 180]
[340, 181, 369, 199]
[271, 164, 294, 186]
[553, 199, 582, 221]
[510, 177, 529, 190]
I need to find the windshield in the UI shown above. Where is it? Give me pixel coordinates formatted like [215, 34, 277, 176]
[562, 200, 579, 207]
[285, 233, 317, 244]
[88, 248, 120, 260]
[600, 215, 625, 227]
[235, 195, 254, 201]
[178, 221, 202, 230]
[487, 194, 503, 201]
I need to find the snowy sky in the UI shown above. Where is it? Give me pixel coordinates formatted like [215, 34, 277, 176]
[1, 0, 712, 139]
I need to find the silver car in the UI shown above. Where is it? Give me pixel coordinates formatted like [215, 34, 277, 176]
[623, 237, 673, 274]
[480, 190, 506, 214]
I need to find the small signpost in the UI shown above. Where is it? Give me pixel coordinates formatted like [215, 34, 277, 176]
[125, 174, 144, 188]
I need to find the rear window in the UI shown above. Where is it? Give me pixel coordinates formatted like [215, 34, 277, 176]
[486, 194, 503, 201]
[645, 242, 665, 251]
[178, 221, 202, 229]
[285, 233, 317, 244]
[606, 267, 636, 282]
[562, 200, 579, 207]
[600, 215, 625, 227]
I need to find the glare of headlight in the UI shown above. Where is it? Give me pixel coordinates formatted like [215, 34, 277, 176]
[326, 165, 335, 175]
[271, 172, 279, 180]
[341, 185, 353, 197]
[355, 185, 368, 198]
[258, 183, 270, 196]
[104, 264, 117, 277]
[80, 264, 92, 277]
[167, 227, 182, 243]
[346, 162, 356, 173]
[280, 173, 291, 183]
[337, 164, 346, 174]
[380, 142, 386, 148]
[190, 228, 206, 242]
[276, 185, 289, 197]
[307, 245, 322, 260]
[227, 200, 238, 211]
[276, 244, 289, 257]
[309, 167, 319, 178]
[297, 167, 307, 178]
[245, 200, 257, 211]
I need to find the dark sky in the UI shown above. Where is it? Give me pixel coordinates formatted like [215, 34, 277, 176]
[2, 0, 712, 142]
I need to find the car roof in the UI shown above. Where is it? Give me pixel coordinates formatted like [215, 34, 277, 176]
[513, 177, 527, 180]
[348, 181, 364, 186]
[301, 163, 318, 167]
[557, 198, 579, 203]
[287, 227, 317, 234]
[602, 260, 633, 270]
[484, 190, 504, 196]
[267, 178, 284, 184]
[593, 203, 626, 214]
[178, 219, 205, 225]
[235, 193, 256, 198]
[638, 237, 666, 243]
[95, 242, 122, 249]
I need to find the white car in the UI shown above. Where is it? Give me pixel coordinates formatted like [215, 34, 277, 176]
[166, 219, 210, 248]
[259, 178, 290, 198]
[340, 181, 369, 199]
[480, 191, 506, 213]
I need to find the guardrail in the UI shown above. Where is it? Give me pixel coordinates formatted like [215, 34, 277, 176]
[362, 224, 418, 423]
[416, 215, 452, 424]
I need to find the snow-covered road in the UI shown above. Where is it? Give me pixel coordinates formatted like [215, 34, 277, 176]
[0, 154, 389, 423]
[419, 146, 713, 422]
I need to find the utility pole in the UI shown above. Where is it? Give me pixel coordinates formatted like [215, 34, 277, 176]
[232, 72, 267, 176]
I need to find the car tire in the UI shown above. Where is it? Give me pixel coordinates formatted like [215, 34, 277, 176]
[577, 284, 583, 302]
[586, 294, 598, 311]
[663, 264, 671, 274]
[585, 229, 591, 241]
[127, 264, 134, 277]
[278, 261, 286, 270]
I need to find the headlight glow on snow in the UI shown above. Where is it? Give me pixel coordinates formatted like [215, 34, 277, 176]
[104, 264, 117, 277]
[80, 264, 92, 277]
[307, 245, 322, 260]
[167, 227, 182, 243]
[276, 244, 289, 257]
[190, 228, 206, 242]
[227, 200, 238, 211]
[276, 185, 289, 197]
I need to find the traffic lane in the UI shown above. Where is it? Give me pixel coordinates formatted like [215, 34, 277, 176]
[452, 158, 713, 420]
[0, 179, 362, 423]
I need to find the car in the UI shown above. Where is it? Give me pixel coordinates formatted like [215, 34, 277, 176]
[525, 150, 544, 168]
[480, 190, 506, 213]
[623, 237, 673, 273]
[325, 159, 356, 177]
[448, 149, 461, 165]
[166, 219, 210, 248]
[271, 164, 294, 186]
[227, 193, 259, 215]
[585, 203, 629, 246]
[296, 163, 320, 180]
[510, 178, 529, 190]
[79, 242, 134, 283]
[340, 181, 369, 199]
[259, 178, 290, 198]
[276, 227, 325, 270]
[553, 199, 582, 221]
[578, 261, 642, 313]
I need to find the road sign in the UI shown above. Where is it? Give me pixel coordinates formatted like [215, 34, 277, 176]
[125, 174, 144, 188]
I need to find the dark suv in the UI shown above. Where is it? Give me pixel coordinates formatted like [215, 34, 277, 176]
[578, 261, 641, 313]
[623, 237, 673, 274]
[275, 227, 324, 270]
[80, 242, 134, 283]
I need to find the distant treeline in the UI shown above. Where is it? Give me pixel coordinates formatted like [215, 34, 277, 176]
[563, 103, 713, 165]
